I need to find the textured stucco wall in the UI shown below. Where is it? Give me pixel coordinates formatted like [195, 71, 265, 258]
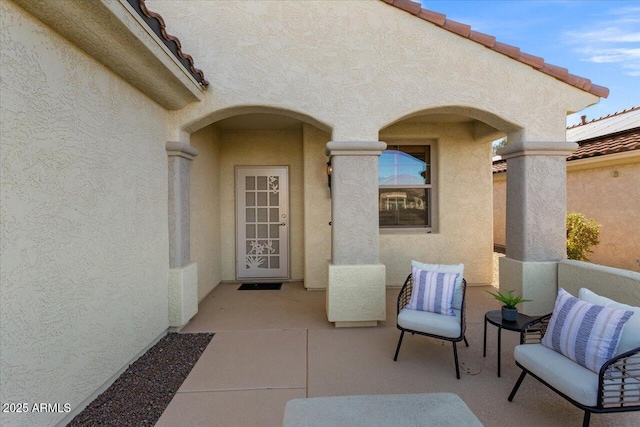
[302, 124, 332, 289]
[1, 2, 169, 426]
[331, 152, 383, 265]
[379, 122, 494, 286]
[190, 126, 222, 299]
[145, 0, 597, 143]
[168, 263, 198, 326]
[218, 130, 304, 281]
[327, 264, 386, 324]
[493, 174, 507, 248]
[566, 161, 640, 272]
[559, 260, 640, 307]
[493, 160, 640, 272]
[502, 146, 571, 262]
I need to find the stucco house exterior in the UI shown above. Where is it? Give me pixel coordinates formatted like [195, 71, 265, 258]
[494, 106, 640, 272]
[0, 0, 617, 425]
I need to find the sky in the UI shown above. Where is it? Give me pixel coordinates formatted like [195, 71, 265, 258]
[420, 0, 640, 126]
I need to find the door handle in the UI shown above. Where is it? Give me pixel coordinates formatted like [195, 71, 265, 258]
[279, 223, 286, 226]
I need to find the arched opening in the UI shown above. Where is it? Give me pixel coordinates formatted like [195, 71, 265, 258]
[379, 105, 522, 138]
[183, 105, 333, 137]
[188, 108, 333, 301]
[377, 108, 511, 289]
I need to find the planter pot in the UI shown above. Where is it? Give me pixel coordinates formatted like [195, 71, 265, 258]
[502, 306, 518, 321]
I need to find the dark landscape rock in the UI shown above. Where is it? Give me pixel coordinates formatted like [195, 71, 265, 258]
[68, 333, 213, 427]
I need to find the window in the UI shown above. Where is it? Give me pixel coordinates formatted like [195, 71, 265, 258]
[379, 145, 432, 228]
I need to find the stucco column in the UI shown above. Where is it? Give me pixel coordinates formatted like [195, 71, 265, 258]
[166, 141, 198, 327]
[325, 141, 387, 327]
[497, 141, 577, 315]
[167, 141, 197, 267]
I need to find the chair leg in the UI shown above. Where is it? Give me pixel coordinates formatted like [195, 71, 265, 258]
[453, 342, 460, 379]
[582, 411, 590, 427]
[393, 331, 405, 361]
[508, 370, 527, 402]
[463, 336, 469, 347]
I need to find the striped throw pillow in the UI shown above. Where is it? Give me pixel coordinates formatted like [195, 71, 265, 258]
[406, 267, 458, 316]
[541, 288, 634, 373]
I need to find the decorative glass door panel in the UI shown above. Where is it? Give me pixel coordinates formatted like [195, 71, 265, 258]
[236, 166, 289, 279]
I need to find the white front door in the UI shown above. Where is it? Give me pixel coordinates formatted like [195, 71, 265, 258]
[236, 166, 290, 280]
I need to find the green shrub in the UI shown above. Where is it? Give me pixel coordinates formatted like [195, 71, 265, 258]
[566, 212, 601, 261]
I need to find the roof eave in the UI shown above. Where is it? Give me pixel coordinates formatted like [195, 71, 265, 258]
[381, 0, 609, 98]
[13, 0, 205, 110]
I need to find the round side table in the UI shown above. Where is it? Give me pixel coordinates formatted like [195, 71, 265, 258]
[483, 310, 536, 377]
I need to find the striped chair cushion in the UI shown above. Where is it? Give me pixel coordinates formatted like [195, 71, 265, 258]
[406, 267, 458, 316]
[410, 261, 464, 310]
[541, 288, 634, 373]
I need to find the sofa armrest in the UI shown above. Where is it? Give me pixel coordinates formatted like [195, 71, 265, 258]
[597, 346, 640, 409]
[520, 313, 552, 344]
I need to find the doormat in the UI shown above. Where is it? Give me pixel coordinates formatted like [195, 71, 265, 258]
[238, 283, 282, 290]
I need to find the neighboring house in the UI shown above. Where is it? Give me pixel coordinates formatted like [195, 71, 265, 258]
[1, 0, 611, 425]
[493, 107, 640, 272]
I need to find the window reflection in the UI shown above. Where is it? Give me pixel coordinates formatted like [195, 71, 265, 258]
[378, 145, 432, 228]
[379, 147, 430, 185]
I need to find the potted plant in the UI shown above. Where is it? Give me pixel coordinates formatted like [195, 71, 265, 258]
[486, 290, 531, 321]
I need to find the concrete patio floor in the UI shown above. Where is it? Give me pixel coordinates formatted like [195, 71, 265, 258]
[156, 282, 639, 427]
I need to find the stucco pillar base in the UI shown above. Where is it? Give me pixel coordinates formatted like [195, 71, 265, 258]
[327, 263, 386, 326]
[168, 263, 198, 327]
[335, 321, 378, 328]
[499, 257, 557, 316]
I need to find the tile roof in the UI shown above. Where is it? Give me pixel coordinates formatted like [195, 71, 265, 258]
[566, 106, 640, 142]
[128, 0, 208, 86]
[567, 128, 640, 161]
[382, 0, 608, 98]
[493, 122, 640, 174]
[492, 160, 507, 174]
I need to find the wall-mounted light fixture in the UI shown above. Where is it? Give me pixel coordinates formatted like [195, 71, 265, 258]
[326, 161, 332, 189]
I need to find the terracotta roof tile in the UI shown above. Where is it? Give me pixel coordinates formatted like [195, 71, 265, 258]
[493, 41, 520, 59]
[418, 9, 446, 26]
[567, 128, 640, 161]
[469, 30, 496, 48]
[540, 63, 569, 81]
[131, 0, 208, 86]
[393, 0, 422, 15]
[588, 84, 610, 99]
[519, 52, 544, 69]
[493, 160, 507, 174]
[566, 74, 591, 92]
[443, 19, 471, 38]
[382, 0, 608, 98]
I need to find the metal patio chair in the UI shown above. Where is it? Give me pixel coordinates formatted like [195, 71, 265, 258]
[393, 273, 469, 379]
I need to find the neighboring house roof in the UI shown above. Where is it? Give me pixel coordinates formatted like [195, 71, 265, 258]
[382, 0, 609, 98]
[492, 160, 508, 174]
[567, 128, 640, 161]
[128, 0, 209, 86]
[566, 106, 640, 142]
[493, 107, 640, 174]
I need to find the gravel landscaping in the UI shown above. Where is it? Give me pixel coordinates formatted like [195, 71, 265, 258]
[68, 333, 213, 427]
